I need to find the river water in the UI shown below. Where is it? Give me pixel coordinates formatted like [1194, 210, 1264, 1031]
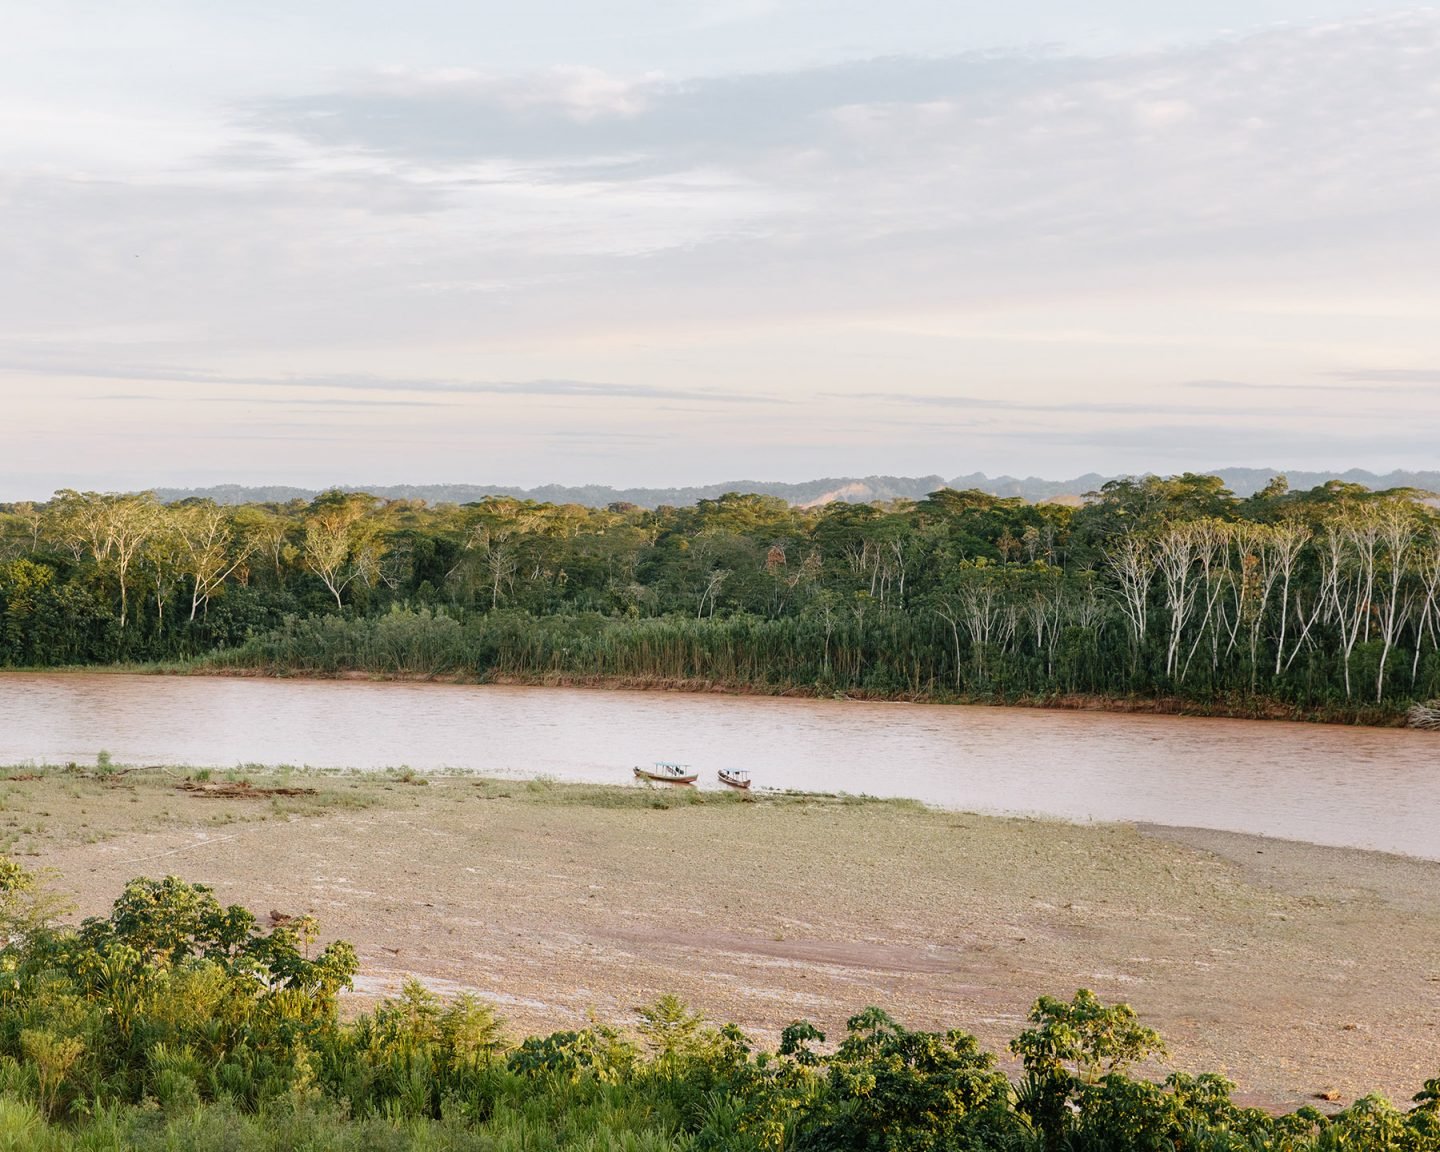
[1, 672, 1436, 858]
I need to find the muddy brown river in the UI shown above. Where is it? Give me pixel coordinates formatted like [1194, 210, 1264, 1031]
[2, 672, 1436, 858]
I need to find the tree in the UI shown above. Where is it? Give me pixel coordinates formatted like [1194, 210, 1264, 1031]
[301, 492, 384, 609]
[1412, 528, 1440, 687]
[0, 855, 68, 948]
[49, 490, 160, 630]
[1371, 498, 1420, 702]
[1104, 531, 1156, 657]
[1011, 989, 1166, 1147]
[174, 500, 257, 620]
[141, 507, 187, 636]
[1322, 505, 1382, 699]
[635, 994, 707, 1063]
[935, 566, 1016, 685]
[1263, 520, 1312, 678]
[802, 1007, 1012, 1151]
[1012, 989, 1166, 1085]
[242, 505, 296, 582]
[0, 501, 43, 556]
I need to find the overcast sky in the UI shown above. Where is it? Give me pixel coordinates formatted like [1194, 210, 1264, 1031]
[3, 1, 1439, 498]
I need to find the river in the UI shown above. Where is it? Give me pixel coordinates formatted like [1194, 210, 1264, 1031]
[1, 672, 1435, 858]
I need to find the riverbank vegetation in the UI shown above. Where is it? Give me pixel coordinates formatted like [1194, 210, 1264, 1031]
[2, 853, 1439, 1150]
[13, 765, 1440, 1118]
[3, 474, 1440, 720]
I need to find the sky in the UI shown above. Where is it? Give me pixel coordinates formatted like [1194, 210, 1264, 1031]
[2, 1, 1439, 498]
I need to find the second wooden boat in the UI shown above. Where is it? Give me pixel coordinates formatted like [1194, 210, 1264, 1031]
[717, 769, 752, 790]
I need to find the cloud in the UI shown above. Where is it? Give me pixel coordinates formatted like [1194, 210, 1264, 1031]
[199, 396, 459, 408]
[1182, 379, 1302, 391]
[835, 391, 1233, 417]
[1327, 369, 1440, 385]
[39, 7, 1408, 355]
[5, 10, 1440, 488]
[7, 11, 1439, 348]
[241, 54, 1043, 168]
[0, 356, 775, 405]
[1183, 377, 1440, 396]
[238, 12, 1440, 254]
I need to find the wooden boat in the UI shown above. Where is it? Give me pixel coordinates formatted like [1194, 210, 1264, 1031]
[633, 761, 698, 785]
[717, 769, 752, 791]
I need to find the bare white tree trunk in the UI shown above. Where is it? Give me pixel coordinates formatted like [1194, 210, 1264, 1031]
[1179, 521, 1231, 683]
[1321, 509, 1380, 699]
[1268, 522, 1312, 677]
[1104, 533, 1155, 656]
[1412, 530, 1440, 686]
[1372, 500, 1419, 702]
[1153, 523, 1207, 680]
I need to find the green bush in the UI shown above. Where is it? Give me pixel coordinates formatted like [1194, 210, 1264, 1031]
[0, 855, 1437, 1150]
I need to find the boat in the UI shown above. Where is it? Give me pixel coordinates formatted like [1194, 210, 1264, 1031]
[717, 769, 752, 791]
[633, 761, 698, 784]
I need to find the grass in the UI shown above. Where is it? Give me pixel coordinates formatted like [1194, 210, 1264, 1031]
[0, 761, 919, 855]
[0, 762, 387, 855]
[471, 773, 929, 813]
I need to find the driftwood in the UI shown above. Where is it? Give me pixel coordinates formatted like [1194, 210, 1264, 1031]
[177, 779, 317, 799]
[1408, 701, 1440, 730]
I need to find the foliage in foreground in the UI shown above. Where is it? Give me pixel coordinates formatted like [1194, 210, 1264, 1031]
[2, 857, 1438, 1150]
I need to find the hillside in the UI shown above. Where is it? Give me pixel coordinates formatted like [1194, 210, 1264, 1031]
[148, 468, 1440, 508]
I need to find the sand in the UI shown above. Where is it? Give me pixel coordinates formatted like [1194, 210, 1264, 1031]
[5, 767, 1437, 1113]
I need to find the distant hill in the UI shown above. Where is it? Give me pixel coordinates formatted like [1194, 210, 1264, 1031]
[152, 475, 950, 508]
[1208, 468, 1440, 497]
[947, 472, 1117, 502]
[150, 468, 1440, 509]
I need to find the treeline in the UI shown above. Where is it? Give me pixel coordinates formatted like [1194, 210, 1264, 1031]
[2, 856, 1438, 1150]
[3, 475, 1440, 715]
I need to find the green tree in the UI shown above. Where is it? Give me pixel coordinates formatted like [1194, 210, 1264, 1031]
[301, 491, 385, 609]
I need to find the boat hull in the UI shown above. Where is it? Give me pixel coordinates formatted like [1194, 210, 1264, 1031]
[633, 767, 698, 784]
[717, 772, 752, 790]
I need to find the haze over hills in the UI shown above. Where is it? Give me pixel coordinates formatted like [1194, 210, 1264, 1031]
[145, 469, 1440, 509]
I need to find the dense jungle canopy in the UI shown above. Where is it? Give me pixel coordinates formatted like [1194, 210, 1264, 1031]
[3, 474, 1439, 715]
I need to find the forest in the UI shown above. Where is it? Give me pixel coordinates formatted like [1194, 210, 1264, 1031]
[1, 854, 1438, 1151]
[2, 474, 1440, 719]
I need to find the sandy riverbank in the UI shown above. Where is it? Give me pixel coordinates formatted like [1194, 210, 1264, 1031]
[4, 766, 1437, 1112]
